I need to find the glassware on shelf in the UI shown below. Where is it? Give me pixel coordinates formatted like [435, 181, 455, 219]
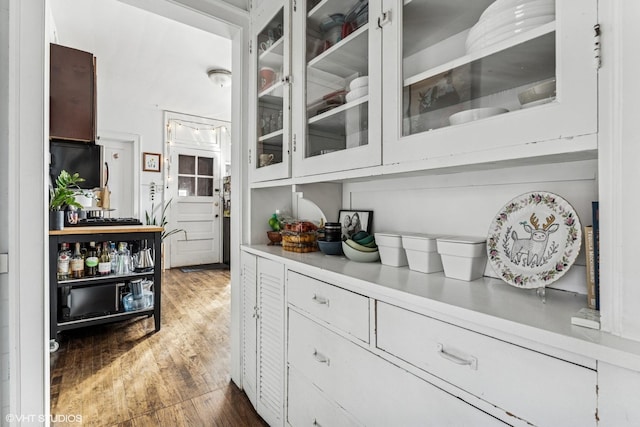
[122, 278, 153, 312]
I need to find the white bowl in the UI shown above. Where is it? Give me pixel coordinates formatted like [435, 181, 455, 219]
[466, 15, 554, 52]
[346, 86, 369, 103]
[480, 0, 555, 22]
[342, 241, 380, 262]
[449, 107, 508, 125]
[344, 238, 378, 252]
[518, 79, 556, 105]
[469, 3, 555, 42]
[349, 76, 369, 90]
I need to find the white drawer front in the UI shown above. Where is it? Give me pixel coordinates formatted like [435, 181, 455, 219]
[288, 367, 361, 427]
[376, 302, 597, 427]
[288, 310, 504, 427]
[288, 271, 369, 342]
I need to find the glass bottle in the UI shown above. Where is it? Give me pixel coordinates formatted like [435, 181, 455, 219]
[109, 242, 118, 274]
[269, 113, 277, 134]
[70, 242, 85, 279]
[85, 241, 99, 277]
[56, 242, 71, 281]
[116, 242, 131, 275]
[98, 242, 111, 276]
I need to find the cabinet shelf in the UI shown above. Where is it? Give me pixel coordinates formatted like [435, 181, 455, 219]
[58, 308, 154, 329]
[308, 95, 368, 129]
[259, 36, 284, 66]
[404, 23, 555, 89]
[307, 24, 369, 78]
[258, 81, 285, 100]
[259, 129, 284, 142]
[57, 270, 154, 288]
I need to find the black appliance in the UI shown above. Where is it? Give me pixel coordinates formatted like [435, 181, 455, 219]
[50, 140, 103, 189]
[59, 283, 125, 321]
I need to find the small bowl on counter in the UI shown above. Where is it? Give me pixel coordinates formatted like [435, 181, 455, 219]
[342, 241, 380, 262]
[317, 239, 343, 256]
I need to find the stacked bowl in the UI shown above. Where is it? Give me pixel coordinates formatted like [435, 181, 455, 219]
[465, 0, 555, 54]
[342, 231, 380, 262]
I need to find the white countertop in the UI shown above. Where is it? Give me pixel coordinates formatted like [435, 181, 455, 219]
[244, 244, 640, 371]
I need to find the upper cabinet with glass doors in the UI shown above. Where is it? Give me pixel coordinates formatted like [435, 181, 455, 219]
[251, 3, 292, 183]
[291, 0, 382, 177]
[382, 0, 598, 168]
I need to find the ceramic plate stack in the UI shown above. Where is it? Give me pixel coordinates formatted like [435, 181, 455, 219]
[466, 0, 555, 54]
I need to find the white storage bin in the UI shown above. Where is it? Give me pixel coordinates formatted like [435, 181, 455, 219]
[374, 232, 408, 267]
[436, 236, 487, 281]
[401, 233, 443, 274]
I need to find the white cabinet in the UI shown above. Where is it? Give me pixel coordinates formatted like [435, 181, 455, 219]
[251, 1, 293, 182]
[241, 251, 286, 426]
[377, 301, 597, 426]
[381, 0, 598, 168]
[596, 363, 640, 427]
[288, 309, 504, 426]
[290, 0, 382, 177]
[287, 271, 370, 342]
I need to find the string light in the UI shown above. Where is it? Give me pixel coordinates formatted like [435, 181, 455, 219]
[168, 118, 227, 135]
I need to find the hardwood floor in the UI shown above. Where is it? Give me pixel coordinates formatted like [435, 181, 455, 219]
[50, 268, 268, 427]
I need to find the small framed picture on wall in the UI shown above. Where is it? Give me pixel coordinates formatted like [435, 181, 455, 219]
[338, 210, 373, 240]
[143, 152, 162, 172]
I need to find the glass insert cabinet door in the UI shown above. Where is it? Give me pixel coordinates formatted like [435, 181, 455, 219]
[252, 5, 292, 183]
[382, 0, 598, 166]
[292, 0, 382, 177]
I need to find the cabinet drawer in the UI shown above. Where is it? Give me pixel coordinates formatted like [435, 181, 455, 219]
[288, 271, 369, 342]
[288, 310, 503, 427]
[376, 302, 597, 427]
[288, 367, 360, 427]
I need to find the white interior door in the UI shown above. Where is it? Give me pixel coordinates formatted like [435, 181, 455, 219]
[97, 133, 138, 218]
[168, 146, 222, 267]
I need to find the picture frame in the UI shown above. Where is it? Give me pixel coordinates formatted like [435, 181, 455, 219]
[143, 152, 161, 172]
[338, 210, 373, 240]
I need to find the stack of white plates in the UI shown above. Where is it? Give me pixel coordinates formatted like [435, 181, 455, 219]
[346, 76, 368, 102]
[466, 0, 555, 54]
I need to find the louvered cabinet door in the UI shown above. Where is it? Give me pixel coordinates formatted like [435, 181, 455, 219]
[257, 257, 285, 426]
[241, 251, 258, 408]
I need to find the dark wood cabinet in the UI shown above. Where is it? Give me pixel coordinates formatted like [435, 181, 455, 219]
[50, 43, 96, 142]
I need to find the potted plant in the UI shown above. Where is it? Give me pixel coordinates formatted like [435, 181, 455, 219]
[49, 170, 86, 230]
[145, 198, 187, 270]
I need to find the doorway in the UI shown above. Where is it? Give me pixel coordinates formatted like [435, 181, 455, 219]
[169, 146, 222, 267]
[97, 131, 140, 218]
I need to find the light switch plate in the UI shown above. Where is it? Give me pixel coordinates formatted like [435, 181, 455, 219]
[0, 254, 7, 273]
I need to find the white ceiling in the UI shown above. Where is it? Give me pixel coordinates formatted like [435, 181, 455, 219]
[49, 0, 234, 121]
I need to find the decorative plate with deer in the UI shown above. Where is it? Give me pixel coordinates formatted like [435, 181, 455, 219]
[487, 192, 582, 289]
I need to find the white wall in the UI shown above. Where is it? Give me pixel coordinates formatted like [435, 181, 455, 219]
[342, 159, 598, 295]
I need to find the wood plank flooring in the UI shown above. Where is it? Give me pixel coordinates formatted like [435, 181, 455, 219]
[50, 268, 268, 427]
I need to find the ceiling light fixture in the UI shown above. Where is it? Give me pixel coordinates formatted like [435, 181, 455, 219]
[207, 69, 232, 88]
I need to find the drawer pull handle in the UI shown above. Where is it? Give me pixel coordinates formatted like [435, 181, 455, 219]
[313, 419, 322, 427]
[437, 343, 477, 370]
[311, 294, 329, 306]
[313, 349, 330, 366]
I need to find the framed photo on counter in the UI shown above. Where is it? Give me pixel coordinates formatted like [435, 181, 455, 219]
[143, 152, 161, 172]
[339, 209, 373, 240]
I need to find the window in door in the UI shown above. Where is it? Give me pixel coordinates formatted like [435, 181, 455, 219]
[178, 154, 214, 197]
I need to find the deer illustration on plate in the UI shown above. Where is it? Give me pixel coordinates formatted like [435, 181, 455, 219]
[510, 213, 560, 267]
